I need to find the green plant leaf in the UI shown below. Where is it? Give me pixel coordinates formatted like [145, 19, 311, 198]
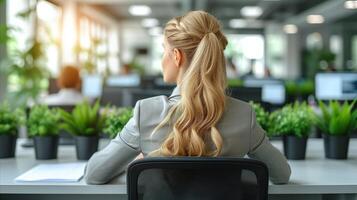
[315, 100, 356, 136]
[59, 101, 102, 136]
[270, 102, 312, 137]
[27, 105, 59, 137]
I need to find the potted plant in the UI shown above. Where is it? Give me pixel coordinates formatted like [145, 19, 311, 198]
[27, 105, 60, 160]
[314, 101, 357, 159]
[103, 107, 133, 139]
[59, 101, 106, 160]
[270, 102, 313, 160]
[0, 103, 25, 158]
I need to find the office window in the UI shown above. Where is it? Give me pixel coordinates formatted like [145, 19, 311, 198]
[330, 35, 343, 70]
[78, 15, 118, 75]
[150, 35, 164, 75]
[225, 34, 265, 78]
[6, 0, 33, 54]
[266, 33, 285, 78]
[36, 0, 62, 76]
[108, 29, 119, 74]
[6, 0, 37, 93]
[306, 32, 323, 50]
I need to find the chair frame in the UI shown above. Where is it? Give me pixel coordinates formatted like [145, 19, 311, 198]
[127, 157, 269, 200]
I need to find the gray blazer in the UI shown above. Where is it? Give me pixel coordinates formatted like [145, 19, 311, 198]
[84, 87, 291, 184]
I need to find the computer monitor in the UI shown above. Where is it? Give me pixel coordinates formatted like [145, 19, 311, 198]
[243, 78, 285, 104]
[106, 74, 141, 87]
[82, 75, 103, 98]
[315, 73, 357, 100]
[262, 84, 285, 104]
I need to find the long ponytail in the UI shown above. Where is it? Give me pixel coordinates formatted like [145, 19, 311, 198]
[153, 11, 228, 157]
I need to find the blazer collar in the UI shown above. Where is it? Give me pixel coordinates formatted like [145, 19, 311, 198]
[169, 86, 181, 99]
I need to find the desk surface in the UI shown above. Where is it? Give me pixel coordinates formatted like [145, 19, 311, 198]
[1, 138, 357, 195]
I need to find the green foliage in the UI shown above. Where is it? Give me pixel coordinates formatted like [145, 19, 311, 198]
[227, 79, 243, 87]
[103, 107, 133, 139]
[314, 101, 357, 136]
[16, 5, 36, 19]
[128, 59, 145, 75]
[5, 40, 48, 107]
[27, 105, 60, 137]
[0, 25, 11, 44]
[3, 2, 49, 107]
[0, 102, 25, 135]
[270, 102, 313, 138]
[59, 101, 106, 137]
[249, 102, 270, 133]
[303, 48, 336, 79]
[285, 80, 314, 96]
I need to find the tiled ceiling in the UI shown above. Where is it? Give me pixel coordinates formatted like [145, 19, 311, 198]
[76, 0, 357, 29]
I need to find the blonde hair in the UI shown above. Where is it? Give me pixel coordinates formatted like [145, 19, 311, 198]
[153, 11, 228, 157]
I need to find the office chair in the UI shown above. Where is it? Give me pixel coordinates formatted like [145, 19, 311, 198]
[127, 157, 269, 200]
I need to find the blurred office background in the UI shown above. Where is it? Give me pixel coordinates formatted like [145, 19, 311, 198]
[0, 0, 356, 109]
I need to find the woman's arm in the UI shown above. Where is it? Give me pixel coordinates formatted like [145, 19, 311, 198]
[84, 101, 141, 184]
[247, 108, 291, 184]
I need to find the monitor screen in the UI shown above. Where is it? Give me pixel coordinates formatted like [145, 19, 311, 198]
[315, 73, 357, 100]
[262, 84, 286, 104]
[243, 78, 282, 87]
[82, 75, 103, 98]
[106, 74, 141, 87]
[243, 78, 285, 104]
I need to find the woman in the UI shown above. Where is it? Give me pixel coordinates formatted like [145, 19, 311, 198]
[84, 11, 291, 185]
[42, 65, 84, 106]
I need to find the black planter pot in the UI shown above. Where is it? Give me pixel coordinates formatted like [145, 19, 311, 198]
[75, 136, 99, 160]
[283, 135, 308, 160]
[33, 136, 59, 160]
[0, 134, 17, 158]
[323, 135, 350, 159]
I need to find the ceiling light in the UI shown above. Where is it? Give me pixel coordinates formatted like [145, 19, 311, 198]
[344, 1, 357, 9]
[149, 27, 162, 36]
[306, 15, 324, 24]
[129, 5, 151, 16]
[229, 19, 247, 28]
[240, 6, 263, 18]
[141, 18, 159, 28]
[283, 24, 298, 34]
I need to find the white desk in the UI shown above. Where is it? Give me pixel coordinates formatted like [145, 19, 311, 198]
[1, 139, 357, 200]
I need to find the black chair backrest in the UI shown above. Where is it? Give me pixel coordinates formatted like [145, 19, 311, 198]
[127, 157, 269, 200]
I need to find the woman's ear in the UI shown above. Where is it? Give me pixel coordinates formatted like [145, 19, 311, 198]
[173, 48, 182, 67]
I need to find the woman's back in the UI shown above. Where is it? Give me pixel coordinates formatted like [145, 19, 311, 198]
[85, 87, 291, 184]
[139, 88, 252, 157]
